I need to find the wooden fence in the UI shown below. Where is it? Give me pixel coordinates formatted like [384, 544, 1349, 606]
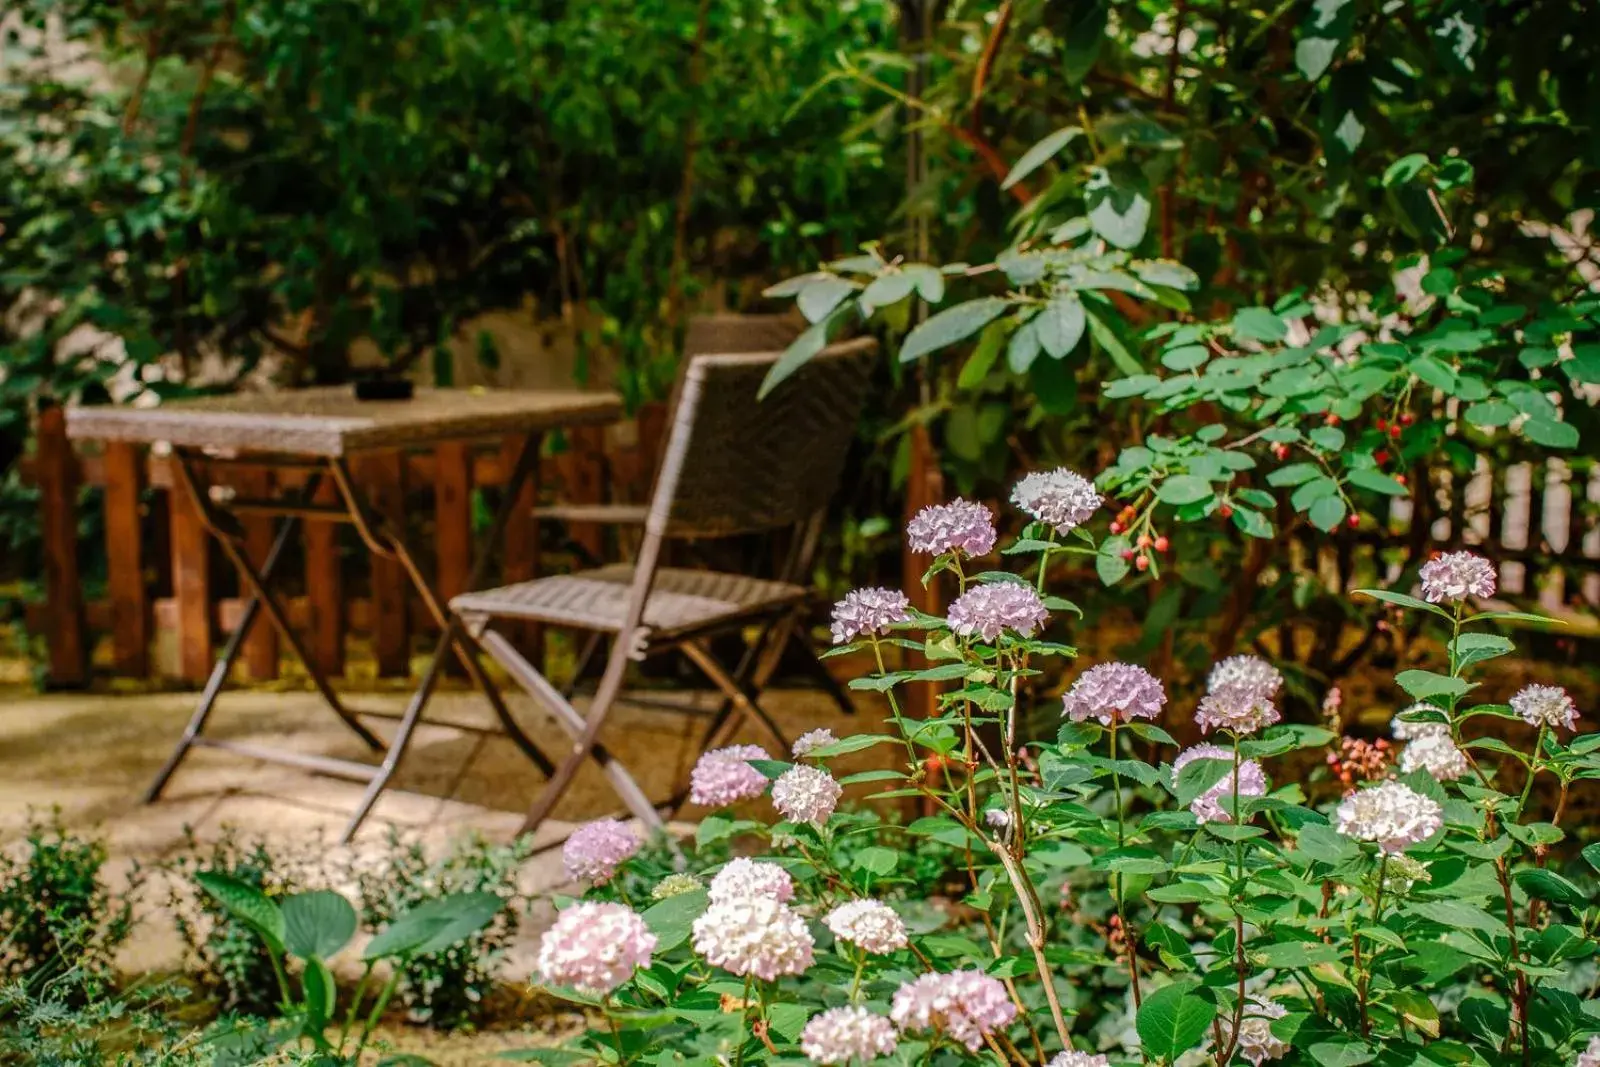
[25, 402, 666, 688]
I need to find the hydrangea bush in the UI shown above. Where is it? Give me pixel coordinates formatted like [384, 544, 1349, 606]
[524, 479, 1598, 1066]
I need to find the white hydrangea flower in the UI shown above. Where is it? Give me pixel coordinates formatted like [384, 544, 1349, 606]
[1215, 996, 1290, 1066]
[792, 728, 837, 758]
[1576, 1034, 1600, 1067]
[707, 857, 794, 905]
[771, 765, 842, 826]
[1418, 550, 1496, 603]
[823, 899, 909, 955]
[1047, 1052, 1111, 1067]
[1334, 780, 1443, 853]
[1011, 467, 1103, 533]
[1399, 730, 1470, 782]
[691, 895, 814, 980]
[1390, 703, 1449, 741]
[1510, 683, 1580, 731]
[800, 1006, 898, 1065]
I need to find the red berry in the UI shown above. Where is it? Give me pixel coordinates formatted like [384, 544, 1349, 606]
[1109, 521, 1124, 534]
[1347, 514, 1361, 529]
[1374, 450, 1390, 465]
[1388, 425, 1402, 439]
[1120, 549, 1136, 561]
[1395, 474, 1407, 486]
[1325, 413, 1341, 426]
[1154, 536, 1170, 553]
[1400, 413, 1415, 426]
[1136, 554, 1150, 571]
[1137, 534, 1152, 549]
[1220, 504, 1235, 519]
[1377, 417, 1388, 431]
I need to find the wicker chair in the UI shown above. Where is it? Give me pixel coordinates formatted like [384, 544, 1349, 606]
[454, 333, 877, 835]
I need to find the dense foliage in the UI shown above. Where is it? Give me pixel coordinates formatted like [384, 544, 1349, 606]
[529, 492, 1599, 1066]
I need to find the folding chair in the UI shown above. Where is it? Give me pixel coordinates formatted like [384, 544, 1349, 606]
[450, 335, 877, 836]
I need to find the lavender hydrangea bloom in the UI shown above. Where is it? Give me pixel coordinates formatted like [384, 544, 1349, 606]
[1196, 654, 1282, 735]
[890, 969, 1016, 1052]
[1418, 550, 1497, 603]
[830, 588, 911, 644]
[800, 1006, 898, 1065]
[906, 499, 997, 557]
[945, 582, 1049, 641]
[1047, 1052, 1112, 1067]
[1334, 780, 1443, 853]
[1510, 683, 1580, 731]
[1062, 662, 1167, 725]
[562, 818, 640, 883]
[1171, 744, 1268, 823]
[1215, 996, 1291, 1066]
[535, 901, 656, 995]
[1578, 1035, 1600, 1067]
[1011, 467, 1103, 533]
[771, 765, 842, 826]
[689, 744, 771, 807]
[791, 727, 837, 758]
[1207, 655, 1283, 698]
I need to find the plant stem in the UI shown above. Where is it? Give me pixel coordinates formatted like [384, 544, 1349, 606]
[337, 963, 374, 1053]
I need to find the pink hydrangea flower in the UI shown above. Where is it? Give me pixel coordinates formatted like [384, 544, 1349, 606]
[689, 744, 771, 807]
[1334, 780, 1443, 853]
[801, 1006, 898, 1065]
[1047, 1053, 1112, 1067]
[945, 582, 1049, 641]
[1510, 683, 1580, 731]
[1062, 662, 1167, 725]
[1578, 1035, 1600, 1067]
[890, 969, 1016, 1052]
[1208, 655, 1283, 698]
[562, 818, 640, 883]
[1172, 744, 1267, 824]
[907, 499, 997, 557]
[535, 901, 656, 995]
[772, 765, 842, 826]
[1011, 468, 1102, 533]
[831, 588, 912, 644]
[792, 727, 837, 758]
[823, 899, 909, 955]
[707, 858, 794, 905]
[1418, 550, 1496, 603]
[1197, 655, 1282, 735]
[691, 895, 814, 980]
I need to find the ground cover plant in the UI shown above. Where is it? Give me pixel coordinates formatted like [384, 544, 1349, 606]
[526, 478, 1599, 1065]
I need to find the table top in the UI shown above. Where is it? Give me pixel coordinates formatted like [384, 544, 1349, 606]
[65, 386, 624, 457]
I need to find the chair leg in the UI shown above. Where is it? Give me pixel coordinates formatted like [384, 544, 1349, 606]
[678, 639, 789, 754]
[477, 627, 663, 834]
[561, 632, 605, 699]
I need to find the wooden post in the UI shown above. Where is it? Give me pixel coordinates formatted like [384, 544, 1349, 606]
[239, 465, 280, 680]
[434, 441, 472, 675]
[169, 465, 214, 684]
[305, 478, 345, 678]
[36, 402, 89, 688]
[559, 424, 607, 561]
[362, 451, 410, 677]
[103, 441, 150, 677]
[902, 422, 942, 722]
[500, 433, 544, 667]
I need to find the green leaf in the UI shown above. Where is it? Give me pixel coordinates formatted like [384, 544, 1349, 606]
[195, 872, 286, 953]
[301, 956, 336, 1031]
[1086, 308, 1143, 376]
[1523, 417, 1579, 449]
[797, 277, 857, 323]
[1085, 166, 1151, 249]
[1353, 588, 1452, 619]
[1174, 755, 1232, 806]
[363, 892, 504, 961]
[1002, 126, 1083, 190]
[854, 846, 898, 876]
[1309, 1037, 1375, 1066]
[1396, 669, 1473, 701]
[1136, 981, 1217, 1062]
[1309, 494, 1347, 532]
[1449, 633, 1514, 671]
[639, 888, 708, 953]
[282, 890, 358, 961]
[1037, 293, 1087, 358]
[1157, 475, 1212, 506]
[1231, 505, 1274, 538]
[899, 298, 1011, 363]
[1346, 468, 1407, 496]
[758, 312, 843, 399]
[1513, 869, 1589, 910]
[1232, 307, 1289, 343]
[857, 272, 915, 315]
[1008, 319, 1041, 373]
[807, 734, 895, 758]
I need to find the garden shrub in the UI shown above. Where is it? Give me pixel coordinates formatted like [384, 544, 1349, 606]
[0, 811, 135, 992]
[0, 975, 213, 1067]
[350, 830, 532, 1031]
[523, 486, 1600, 1066]
[163, 826, 316, 1018]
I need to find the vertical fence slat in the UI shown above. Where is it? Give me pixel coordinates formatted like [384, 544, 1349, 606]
[170, 469, 214, 684]
[239, 465, 280, 680]
[500, 433, 543, 667]
[434, 442, 472, 675]
[305, 478, 345, 678]
[36, 403, 89, 688]
[103, 441, 150, 677]
[363, 451, 411, 677]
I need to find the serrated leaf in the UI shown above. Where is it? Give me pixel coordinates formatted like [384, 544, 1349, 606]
[1136, 981, 1216, 1061]
[1396, 669, 1473, 701]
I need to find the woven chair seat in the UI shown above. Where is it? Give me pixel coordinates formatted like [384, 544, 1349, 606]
[450, 564, 807, 639]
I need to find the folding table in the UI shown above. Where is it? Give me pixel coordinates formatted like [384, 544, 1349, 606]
[66, 386, 621, 842]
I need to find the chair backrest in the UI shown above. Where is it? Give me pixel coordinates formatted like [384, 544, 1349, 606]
[646, 336, 877, 540]
[683, 313, 804, 356]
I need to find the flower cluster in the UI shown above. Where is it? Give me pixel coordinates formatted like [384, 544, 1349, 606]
[801, 1006, 898, 1065]
[1577, 1034, 1600, 1067]
[535, 902, 656, 995]
[792, 727, 837, 758]
[1398, 729, 1470, 781]
[708, 858, 794, 905]
[689, 744, 771, 807]
[1196, 654, 1282, 735]
[1172, 744, 1268, 823]
[772, 765, 842, 826]
[561, 818, 640, 883]
[823, 899, 909, 955]
[1011, 467, 1102, 533]
[906, 499, 997, 557]
[1511, 683, 1579, 731]
[691, 894, 814, 980]
[1419, 550, 1497, 603]
[890, 969, 1016, 1052]
[1047, 1053, 1111, 1067]
[1063, 662, 1167, 725]
[650, 873, 701, 901]
[946, 582, 1049, 641]
[1217, 996, 1291, 1066]
[1334, 780, 1443, 853]
[830, 588, 911, 644]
